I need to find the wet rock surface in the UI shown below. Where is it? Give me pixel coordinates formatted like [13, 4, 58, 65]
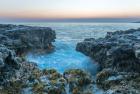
[23, 69, 94, 94]
[1, 24, 140, 94]
[76, 28, 140, 93]
[64, 69, 94, 94]
[0, 45, 38, 93]
[0, 24, 56, 94]
[0, 24, 94, 94]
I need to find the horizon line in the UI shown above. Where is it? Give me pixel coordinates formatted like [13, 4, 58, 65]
[0, 17, 140, 23]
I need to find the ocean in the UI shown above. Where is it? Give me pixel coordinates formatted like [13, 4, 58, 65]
[13, 22, 140, 74]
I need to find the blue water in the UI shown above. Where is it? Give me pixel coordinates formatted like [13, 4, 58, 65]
[27, 40, 97, 74]
[15, 22, 140, 74]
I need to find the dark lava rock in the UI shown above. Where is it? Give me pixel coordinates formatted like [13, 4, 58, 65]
[0, 24, 56, 55]
[0, 45, 19, 69]
[76, 28, 140, 93]
[76, 28, 140, 72]
[111, 46, 140, 72]
[0, 24, 56, 93]
[0, 24, 94, 94]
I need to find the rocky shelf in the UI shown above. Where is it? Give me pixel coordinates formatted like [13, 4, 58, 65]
[0, 24, 56, 54]
[76, 28, 140, 93]
[0, 24, 95, 94]
[1, 24, 140, 94]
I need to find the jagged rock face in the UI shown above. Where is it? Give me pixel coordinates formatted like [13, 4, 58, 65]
[0, 44, 32, 88]
[0, 24, 57, 93]
[0, 24, 56, 89]
[76, 28, 140, 93]
[111, 46, 140, 72]
[96, 69, 140, 94]
[0, 24, 56, 55]
[76, 28, 140, 72]
[0, 45, 19, 69]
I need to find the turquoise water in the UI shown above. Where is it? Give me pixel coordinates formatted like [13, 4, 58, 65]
[27, 40, 97, 74]
[15, 22, 140, 74]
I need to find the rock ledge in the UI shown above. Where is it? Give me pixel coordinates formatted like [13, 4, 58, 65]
[76, 28, 140, 93]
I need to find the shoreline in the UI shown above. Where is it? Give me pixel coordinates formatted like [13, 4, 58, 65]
[76, 28, 140, 93]
[0, 24, 140, 94]
[0, 24, 95, 94]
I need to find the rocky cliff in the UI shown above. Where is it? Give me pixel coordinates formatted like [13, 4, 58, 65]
[0, 24, 57, 93]
[0, 24, 56, 55]
[76, 28, 140, 93]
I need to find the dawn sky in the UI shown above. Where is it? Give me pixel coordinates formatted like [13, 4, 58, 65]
[0, 0, 140, 22]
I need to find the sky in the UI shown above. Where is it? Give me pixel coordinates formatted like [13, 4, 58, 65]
[0, 0, 140, 22]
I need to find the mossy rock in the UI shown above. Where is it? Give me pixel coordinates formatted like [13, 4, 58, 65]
[43, 69, 57, 75]
[72, 87, 81, 94]
[50, 79, 57, 85]
[43, 69, 62, 80]
[64, 69, 93, 93]
[0, 80, 24, 94]
[51, 72, 61, 80]
[33, 83, 44, 93]
[30, 68, 42, 80]
[64, 69, 92, 84]
[96, 69, 112, 83]
[64, 69, 87, 77]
